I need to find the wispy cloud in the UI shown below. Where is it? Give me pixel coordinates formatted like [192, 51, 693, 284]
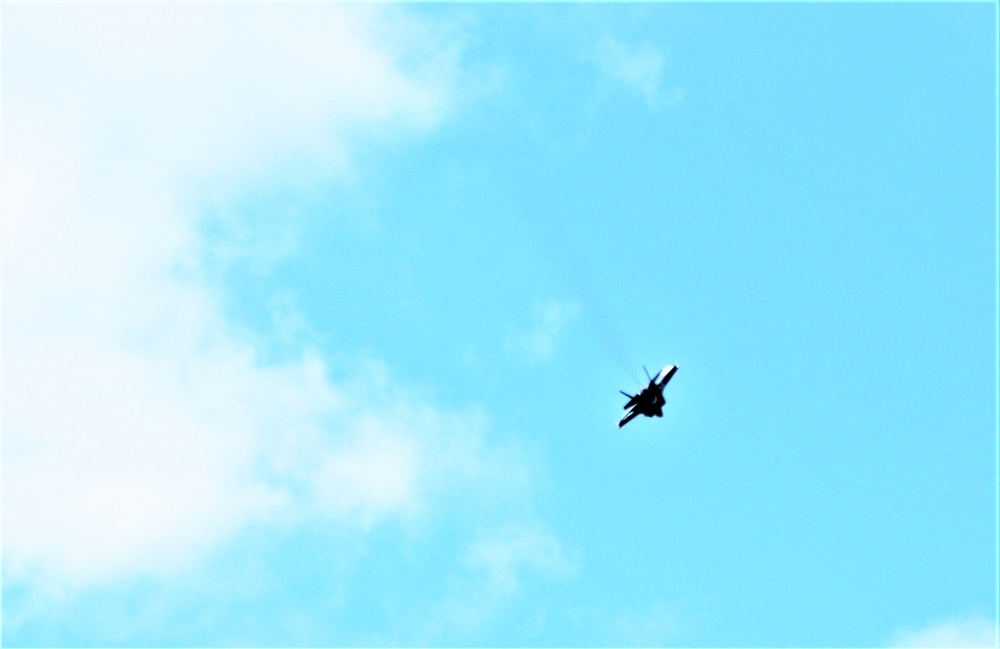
[465, 522, 576, 595]
[890, 615, 998, 648]
[591, 36, 684, 111]
[613, 601, 684, 646]
[418, 522, 576, 642]
[507, 299, 580, 364]
[3, 4, 544, 611]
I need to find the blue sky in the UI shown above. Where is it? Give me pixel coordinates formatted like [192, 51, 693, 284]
[3, 3, 996, 647]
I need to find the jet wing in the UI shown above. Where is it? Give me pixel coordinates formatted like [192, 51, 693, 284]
[618, 408, 641, 429]
[621, 392, 640, 409]
[656, 365, 678, 388]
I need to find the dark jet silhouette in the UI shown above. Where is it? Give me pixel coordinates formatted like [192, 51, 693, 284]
[618, 365, 678, 428]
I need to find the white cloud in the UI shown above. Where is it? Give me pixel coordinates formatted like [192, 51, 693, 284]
[418, 522, 576, 641]
[464, 522, 576, 594]
[890, 615, 998, 648]
[613, 602, 682, 647]
[313, 423, 421, 525]
[2, 3, 540, 596]
[507, 299, 579, 364]
[592, 37, 684, 111]
[3, 4, 452, 186]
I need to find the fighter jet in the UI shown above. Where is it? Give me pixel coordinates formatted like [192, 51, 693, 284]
[618, 365, 678, 428]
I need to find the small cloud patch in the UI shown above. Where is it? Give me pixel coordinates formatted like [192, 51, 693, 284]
[507, 300, 579, 364]
[890, 615, 998, 648]
[591, 37, 684, 112]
